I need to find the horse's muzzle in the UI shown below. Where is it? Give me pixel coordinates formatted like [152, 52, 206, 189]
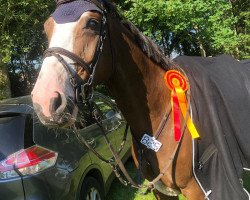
[33, 94, 77, 127]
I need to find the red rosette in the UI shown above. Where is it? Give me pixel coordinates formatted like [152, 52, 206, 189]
[164, 70, 188, 92]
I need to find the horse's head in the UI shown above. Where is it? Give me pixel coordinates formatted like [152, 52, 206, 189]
[32, 0, 113, 127]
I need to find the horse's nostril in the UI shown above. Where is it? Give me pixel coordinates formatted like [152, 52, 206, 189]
[50, 92, 64, 114]
[55, 92, 62, 111]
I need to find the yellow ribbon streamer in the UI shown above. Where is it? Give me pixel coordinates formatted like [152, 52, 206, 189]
[175, 87, 200, 139]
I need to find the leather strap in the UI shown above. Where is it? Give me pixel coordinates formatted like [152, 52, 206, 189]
[44, 47, 91, 75]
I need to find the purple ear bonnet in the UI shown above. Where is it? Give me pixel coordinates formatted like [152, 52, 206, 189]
[52, 0, 102, 24]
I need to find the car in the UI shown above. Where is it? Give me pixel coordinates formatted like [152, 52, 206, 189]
[0, 92, 132, 200]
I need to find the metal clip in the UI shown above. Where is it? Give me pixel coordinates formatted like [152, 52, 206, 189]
[70, 77, 77, 88]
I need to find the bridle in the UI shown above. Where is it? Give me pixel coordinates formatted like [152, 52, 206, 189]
[44, 0, 108, 104]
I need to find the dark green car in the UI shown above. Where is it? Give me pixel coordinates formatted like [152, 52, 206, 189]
[0, 92, 131, 200]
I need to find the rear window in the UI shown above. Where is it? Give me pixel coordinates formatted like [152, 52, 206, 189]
[0, 114, 34, 161]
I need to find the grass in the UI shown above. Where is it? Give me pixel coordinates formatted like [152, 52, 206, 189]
[106, 159, 250, 200]
[106, 159, 186, 200]
[243, 171, 250, 191]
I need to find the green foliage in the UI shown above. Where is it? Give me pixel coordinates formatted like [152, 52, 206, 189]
[95, 85, 111, 97]
[0, 0, 54, 62]
[119, 0, 249, 59]
[0, 64, 11, 100]
[0, 0, 55, 97]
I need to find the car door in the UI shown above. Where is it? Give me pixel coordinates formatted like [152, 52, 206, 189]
[91, 93, 131, 159]
[75, 96, 117, 180]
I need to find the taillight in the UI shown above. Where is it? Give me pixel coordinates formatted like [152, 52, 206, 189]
[0, 145, 57, 179]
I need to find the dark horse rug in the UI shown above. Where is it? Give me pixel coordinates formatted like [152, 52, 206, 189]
[174, 55, 250, 200]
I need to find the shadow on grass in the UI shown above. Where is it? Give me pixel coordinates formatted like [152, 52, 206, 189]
[106, 160, 250, 200]
[106, 159, 186, 200]
[106, 158, 156, 200]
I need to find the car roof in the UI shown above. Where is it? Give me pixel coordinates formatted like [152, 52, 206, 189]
[0, 96, 33, 115]
[0, 92, 113, 115]
[0, 95, 32, 105]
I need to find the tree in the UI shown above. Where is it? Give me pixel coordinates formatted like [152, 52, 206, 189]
[0, 0, 55, 97]
[119, 0, 249, 59]
[228, 0, 250, 59]
[0, 57, 11, 100]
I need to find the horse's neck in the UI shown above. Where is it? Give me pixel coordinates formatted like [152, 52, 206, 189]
[107, 26, 171, 140]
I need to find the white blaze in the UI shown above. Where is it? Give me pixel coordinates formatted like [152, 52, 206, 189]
[32, 13, 89, 118]
[36, 21, 78, 98]
[32, 19, 80, 116]
[50, 22, 76, 52]
[40, 13, 89, 77]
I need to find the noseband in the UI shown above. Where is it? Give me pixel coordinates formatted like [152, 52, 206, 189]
[44, 0, 108, 104]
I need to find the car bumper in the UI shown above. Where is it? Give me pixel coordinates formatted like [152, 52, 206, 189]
[0, 176, 24, 200]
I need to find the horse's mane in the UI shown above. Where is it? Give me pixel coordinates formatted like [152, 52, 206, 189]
[104, 1, 173, 70]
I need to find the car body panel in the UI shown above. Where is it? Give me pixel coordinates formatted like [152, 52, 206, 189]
[0, 94, 131, 200]
[0, 177, 24, 200]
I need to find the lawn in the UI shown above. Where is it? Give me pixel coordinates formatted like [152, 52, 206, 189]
[106, 159, 250, 200]
[106, 159, 186, 200]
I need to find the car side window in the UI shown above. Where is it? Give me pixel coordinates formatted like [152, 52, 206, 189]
[74, 94, 123, 130]
[74, 103, 96, 129]
[92, 96, 117, 120]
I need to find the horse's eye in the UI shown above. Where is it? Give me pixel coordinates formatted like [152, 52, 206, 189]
[86, 19, 99, 29]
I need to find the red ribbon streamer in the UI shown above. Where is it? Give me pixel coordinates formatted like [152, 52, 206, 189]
[172, 90, 181, 141]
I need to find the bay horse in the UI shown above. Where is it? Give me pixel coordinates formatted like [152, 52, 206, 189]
[31, 0, 209, 199]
